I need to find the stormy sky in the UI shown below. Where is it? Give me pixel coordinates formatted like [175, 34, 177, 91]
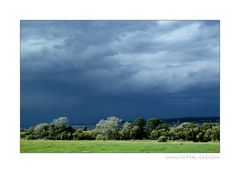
[20, 20, 220, 126]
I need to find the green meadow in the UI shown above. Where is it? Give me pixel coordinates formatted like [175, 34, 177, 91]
[20, 140, 220, 153]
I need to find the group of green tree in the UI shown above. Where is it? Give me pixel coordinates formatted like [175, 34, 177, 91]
[21, 116, 220, 142]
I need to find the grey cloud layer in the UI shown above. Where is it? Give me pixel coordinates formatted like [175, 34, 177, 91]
[20, 20, 220, 125]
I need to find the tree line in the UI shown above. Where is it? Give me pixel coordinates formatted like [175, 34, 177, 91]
[20, 116, 220, 142]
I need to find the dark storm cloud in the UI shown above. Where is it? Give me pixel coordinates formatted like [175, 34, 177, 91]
[20, 20, 220, 126]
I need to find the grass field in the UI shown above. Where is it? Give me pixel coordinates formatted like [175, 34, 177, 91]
[20, 140, 220, 153]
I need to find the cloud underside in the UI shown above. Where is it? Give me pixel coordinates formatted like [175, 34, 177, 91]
[20, 20, 220, 125]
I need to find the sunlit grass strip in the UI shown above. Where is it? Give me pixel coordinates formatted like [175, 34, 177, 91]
[20, 140, 220, 153]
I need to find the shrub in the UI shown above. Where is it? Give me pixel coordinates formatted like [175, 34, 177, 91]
[82, 131, 96, 140]
[156, 123, 169, 131]
[150, 130, 160, 140]
[21, 116, 220, 142]
[26, 134, 37, 140]
[73, 130, 97, 140]
[120, 122, 133, 140]
[150, 129, 169, 140]
[47, 124, 75, 140]
[20, 132, 27, 139]
[52, 117, 69, 128]
[131, 118, 146, 139]
[196, 132, 204, 142]
[198, 123, 220, 142]
[73, 129, 84, 139]
[96, 116, 121, 140]
[34, 123, 49, 139]
[145, 118, 163, 137]
[131, 126, 142, 140]
[96, 134, 107, 140]
[211, 126, 220, 141]
[158, 136, 168, 142]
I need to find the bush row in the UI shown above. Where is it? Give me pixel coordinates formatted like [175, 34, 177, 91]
[21, 116, 220, 142]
